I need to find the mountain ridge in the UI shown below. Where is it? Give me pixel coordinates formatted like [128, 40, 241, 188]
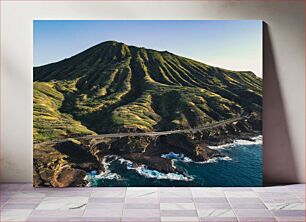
[34, 40, 262, 142]
[34, 40, 260, 78]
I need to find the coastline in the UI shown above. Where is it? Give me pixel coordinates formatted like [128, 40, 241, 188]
[85, 133, 263, 187]
[33, 128, 263, 187]
[208, 135, 262, 149]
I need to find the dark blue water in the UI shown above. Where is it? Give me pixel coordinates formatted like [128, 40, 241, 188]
[87, 139, 262, 187]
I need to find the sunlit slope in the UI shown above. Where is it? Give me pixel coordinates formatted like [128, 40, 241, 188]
[34, 41, 262, 141]
[33, 82, 96, 142]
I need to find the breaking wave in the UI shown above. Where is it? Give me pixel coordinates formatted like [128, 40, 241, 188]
[208, 135, 262, 150]
[85, 156, 122, 186]
[161, 152, 193, 163]
[198, 156, 232, 164]
[85, 155, 193, 186]
[161, 152, 232, 164]
[159, 136, 262, 164]
[118, 158, 193, 181]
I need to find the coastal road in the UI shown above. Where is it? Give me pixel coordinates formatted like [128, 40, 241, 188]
[34, 115, 249, 147]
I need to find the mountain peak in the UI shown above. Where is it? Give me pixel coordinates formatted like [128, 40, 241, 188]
[99, 40, 122, 45]
[34, 41, 262, 133]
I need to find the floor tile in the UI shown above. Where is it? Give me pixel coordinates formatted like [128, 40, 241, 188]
[19, 184, 36, 191]
[1, 183, 305, 222]
[83, 217, 121, 222]
[253, 186, 289, 193]
[162, 216, 199, 222]
[0, 184, 24, 191]
[125, 203, 159, 209]
[228, 198, 267, 209]
[83, 209, 123, 217]
[286, 184, 305, 189]
[227, 197, 263, 204]
[199, 217, 238, 222]
[36, 196, 88, 210]
[7, 197, 44, 204]
[127, 187, 158, 191]
[272, 209, 305, 217]
[225, 191, 258, 198]
[194, 197, 228, 203]
[125, 197, 159, 203]
[1, 196, 10, 206]
[91, 190, 125, 198]
[160, 190, 192, 198]
[196, 202, 231, 209]
[191, 189, 225, 197]
[276, 217, 306, 222]
[223, 188, 253, 192]
[10, 191, 45, 198]
[122, 217, 161, 221]
[159, 188, 190, 192]
[234, 209, 274, 218]
[198, 209, 235, 217]
[265, 202, 305, 210]
[292, 192, 305, 201]
[262, 198, 303, 204]
[122, 209, 160, 217]
[230, 202, 266, 209]
[161, 210, 198, 217]
[160, 197, 194, 203]
[0, 209, 32, 221]
[89, 197, 124, 203]
[256, 191, 294, 196]
[43, 191, 91, 197]
[29, 209, 84, 217]
[86, 202, 123, 209]
[258, 192, 301, 203]
[126, 188, 158, 198]
[2, 203, 39, 209]
[237, 217, 277, 222]
[90, 187, 126, 192]
[160, 203, 196, 210]
[27, 217, 83, 221]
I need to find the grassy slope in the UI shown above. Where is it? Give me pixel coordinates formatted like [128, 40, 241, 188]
[34, 41, 262, 141]
[33, 82, 95, 142]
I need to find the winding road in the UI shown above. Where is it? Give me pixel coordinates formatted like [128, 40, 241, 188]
[34, 115, 249, 147]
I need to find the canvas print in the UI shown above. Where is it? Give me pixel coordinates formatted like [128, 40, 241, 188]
[33, 20, 263, 187]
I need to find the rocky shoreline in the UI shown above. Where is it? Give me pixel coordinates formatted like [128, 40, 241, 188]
[33, 117, 261, 187]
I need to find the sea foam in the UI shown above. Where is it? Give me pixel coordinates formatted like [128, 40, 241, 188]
[118, 157, 193, 181]
[85, 156, 122, 186]
[161, 152, 192, 163]
[198, 156, 232, 164]
[161, 152, 232, 164]
[208, 135, 263, 150]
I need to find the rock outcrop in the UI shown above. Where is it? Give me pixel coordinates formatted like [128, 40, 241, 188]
[33, 123, 260, 187]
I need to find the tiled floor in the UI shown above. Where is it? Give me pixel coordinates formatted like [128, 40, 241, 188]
[0, 184, 305, 222]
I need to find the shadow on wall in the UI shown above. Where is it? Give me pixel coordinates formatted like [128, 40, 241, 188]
[263, 22, 298, 185]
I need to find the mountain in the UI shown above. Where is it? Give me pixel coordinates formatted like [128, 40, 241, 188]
[34, 40, 262, 142]
[33, 41, 262, 187]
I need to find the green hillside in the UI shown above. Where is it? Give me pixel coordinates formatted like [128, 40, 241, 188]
[34, 41, 262, 142]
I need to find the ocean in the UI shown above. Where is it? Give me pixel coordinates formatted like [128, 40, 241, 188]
[86, 136, 262, 187]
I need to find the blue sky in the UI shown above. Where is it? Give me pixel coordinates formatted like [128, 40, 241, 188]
[33, 20, 262, 77]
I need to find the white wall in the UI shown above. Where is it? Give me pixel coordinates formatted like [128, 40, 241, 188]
[1, 1, 304, 184]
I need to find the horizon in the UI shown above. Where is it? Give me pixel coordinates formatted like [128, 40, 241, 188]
[33, 20, 262, 77]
